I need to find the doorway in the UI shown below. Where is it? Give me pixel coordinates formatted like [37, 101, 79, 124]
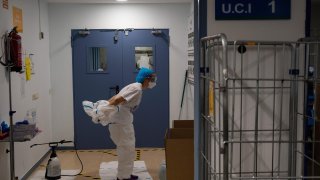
[72, 29, 169, 149]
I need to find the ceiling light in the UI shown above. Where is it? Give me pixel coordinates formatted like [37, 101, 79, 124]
[116, 0, 128, 2]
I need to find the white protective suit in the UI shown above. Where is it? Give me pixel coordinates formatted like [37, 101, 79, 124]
[83, 66, 155, 180]
[83, 82, 142, 179]
[109, 82, 142, 179]
[82, 100, 118, 126]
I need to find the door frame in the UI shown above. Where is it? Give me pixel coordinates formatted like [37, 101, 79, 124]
[71, 28, 170, 149]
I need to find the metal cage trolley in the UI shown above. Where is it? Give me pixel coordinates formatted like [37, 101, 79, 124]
[199, 34, 320, 179]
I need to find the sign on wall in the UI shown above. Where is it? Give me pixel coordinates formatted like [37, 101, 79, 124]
[12, 6, 23, 32]
[215, 0, 291, 20]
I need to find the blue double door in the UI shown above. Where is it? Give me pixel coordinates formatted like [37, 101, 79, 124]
[72, 29, 169, 149]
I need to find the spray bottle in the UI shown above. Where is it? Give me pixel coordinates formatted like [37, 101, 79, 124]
[30, 140, 72, 179]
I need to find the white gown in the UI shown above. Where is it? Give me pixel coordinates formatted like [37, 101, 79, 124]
[109, 82, 142, 179]
[83, 82, 143, 179]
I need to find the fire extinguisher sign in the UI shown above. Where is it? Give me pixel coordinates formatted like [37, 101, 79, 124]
[215, 0, 291, 20]
[12, 6, 23, 33]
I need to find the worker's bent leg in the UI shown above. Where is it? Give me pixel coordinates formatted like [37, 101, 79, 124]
[117, 144, 135, 179]
[109, 124, 135, 179]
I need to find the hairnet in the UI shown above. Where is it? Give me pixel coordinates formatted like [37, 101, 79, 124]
[136, 68, 154, 83]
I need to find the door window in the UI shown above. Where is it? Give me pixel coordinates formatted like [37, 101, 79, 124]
[87, 47, 107, 72]
[135, 46, 153, 70]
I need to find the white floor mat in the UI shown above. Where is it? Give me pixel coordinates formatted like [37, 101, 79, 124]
[28, 170, 79, 180]
[99, 161, 153, 180]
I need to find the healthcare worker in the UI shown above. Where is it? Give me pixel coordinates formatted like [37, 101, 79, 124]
[83, 67, 156, 180]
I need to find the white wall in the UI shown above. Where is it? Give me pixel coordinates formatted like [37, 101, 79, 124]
[48, 3, 190, 141]
[208, 0, 305, 41]
[0, 0, 52, 179]
[185, 1, 194, 120]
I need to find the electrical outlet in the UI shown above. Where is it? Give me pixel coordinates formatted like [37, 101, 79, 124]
[39, 32, 44, 39]
[32, 93, 39, 100]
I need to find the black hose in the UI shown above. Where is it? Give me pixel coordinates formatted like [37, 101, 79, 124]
[61, 141, 83, 176]
[30, 140, 84, 177]
[61, 142, 84, 177]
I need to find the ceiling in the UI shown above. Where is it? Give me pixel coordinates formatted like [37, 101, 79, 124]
[47, 0, 319, 4]
[47, 0, 191, 3]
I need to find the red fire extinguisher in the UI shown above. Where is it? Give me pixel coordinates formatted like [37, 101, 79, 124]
[6, 27, 22, 72]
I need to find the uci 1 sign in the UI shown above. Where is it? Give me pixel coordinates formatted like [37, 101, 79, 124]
[215, 0, 291, 20]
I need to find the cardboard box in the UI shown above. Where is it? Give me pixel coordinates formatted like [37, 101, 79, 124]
[173, 120, 194, 128]
[165, 128, 194, 180]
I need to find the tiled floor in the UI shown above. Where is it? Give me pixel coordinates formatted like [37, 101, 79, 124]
[29, 148, 165, 180]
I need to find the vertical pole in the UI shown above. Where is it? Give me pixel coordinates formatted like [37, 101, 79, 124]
[303, 42, 310, 177]
[293, 45, 299, 178]
[271, 45, 277, 177]
[199, 39, 205, 180]
[278, 44, 286, 177]
[178, 70, 188, 120]
[315, 42, 320, 177]
[289, 44, 298, 179]
[8, 68, 16, 180]
[314, 42, 320, 177]
[204, 41, 209, 180]
[5, 33, 17, 180]
[312, 44, 316, 177]
[239, 42, 243, 178]
[230, 41, 236, 178]
[213, 43, 217, 180]
[218, 41, 222, 179]
[253, 44, 261, 177]
[194, 0, 200, 179]
[220, 34, 229, 180]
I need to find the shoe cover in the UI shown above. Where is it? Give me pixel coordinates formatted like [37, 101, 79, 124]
[130, 174, 138, 180]
[117, 176, 137, 180]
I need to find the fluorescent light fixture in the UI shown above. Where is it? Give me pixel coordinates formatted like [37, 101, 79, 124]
[116, 0, 127, 2]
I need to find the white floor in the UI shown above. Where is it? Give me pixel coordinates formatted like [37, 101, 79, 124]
[99, 161, 153, 180]
[28, 149, 164, 180]
[29, 161, 153, 180]
[28, 170, 79, 180]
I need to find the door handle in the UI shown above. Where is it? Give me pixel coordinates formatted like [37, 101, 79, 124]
[109, 85, 120, 94]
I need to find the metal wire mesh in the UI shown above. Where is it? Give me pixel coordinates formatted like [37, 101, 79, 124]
[199, 34, 320, 179]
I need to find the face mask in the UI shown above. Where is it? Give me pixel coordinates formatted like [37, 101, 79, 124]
[148, 82, 156, 89]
